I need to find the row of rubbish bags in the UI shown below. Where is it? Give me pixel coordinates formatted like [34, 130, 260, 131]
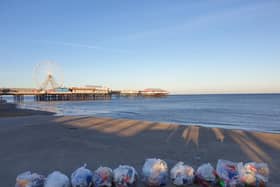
[15, 159, 269, 187]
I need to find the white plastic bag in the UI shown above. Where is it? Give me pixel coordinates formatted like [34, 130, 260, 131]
[71, 164, 93, 187]
[239, 162, 269, 186]
[216, 159, 243, 186]
[142, 158, 168, 186]
[113, 165, 137, 187]
[196, 163, 216, 182]
[170, 162, 195, 186]
[93, 166, 113, 187]
[15, 171, 45, 187]
[44, 171, 70, 187]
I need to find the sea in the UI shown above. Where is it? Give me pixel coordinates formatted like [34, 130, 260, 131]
[3, 94, 280, 133]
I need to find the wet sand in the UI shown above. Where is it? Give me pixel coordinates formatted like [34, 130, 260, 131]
[0, 105, 279, 186]
[0, 103, 54, 117]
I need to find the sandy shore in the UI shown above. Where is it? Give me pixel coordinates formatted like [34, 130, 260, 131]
[0, 105, 279, 186]
[0, 103, 54, 117]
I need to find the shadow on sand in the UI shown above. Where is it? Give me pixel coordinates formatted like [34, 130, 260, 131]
[0, 115, 279, 186]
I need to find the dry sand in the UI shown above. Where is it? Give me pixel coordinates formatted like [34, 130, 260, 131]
[0, 104, 279, 186]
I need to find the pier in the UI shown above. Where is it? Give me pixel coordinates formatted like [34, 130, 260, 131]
[34, 93, 112, 101]
[0, 87, 112, 101]
[0, 87, 168, 101]
[0, 62, 168, 102]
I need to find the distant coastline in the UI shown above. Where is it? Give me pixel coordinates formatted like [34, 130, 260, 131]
[169, 92, 280, 95]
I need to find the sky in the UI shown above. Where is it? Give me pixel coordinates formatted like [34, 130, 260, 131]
[0, 0, 279, 94]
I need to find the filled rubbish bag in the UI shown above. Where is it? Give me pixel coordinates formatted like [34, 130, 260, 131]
[142, 158, 168, 187]
[93, 166, 113, 187]
[195, 163, 216, 186]
[15, 171, 45, 187]
[71, 164, 93, 187]
[170, 162, 195, 186]
[216, 159, 243, 187]
[196, 163, 216, 182]
[113, 165, 137, 187]
[239, 162, 269, 186]
[44, 171, 70, 187]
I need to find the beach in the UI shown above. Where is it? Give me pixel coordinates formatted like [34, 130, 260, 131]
[0, 104, 279, 186]
[0, 103, 54, 117]
[2, 0, 280, 186]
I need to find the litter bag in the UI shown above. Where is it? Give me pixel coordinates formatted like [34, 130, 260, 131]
[15, 171, 45, 187]
[71, 164, 93, 187]
[113, 165, 137, 187]
[142, 158, 168, 187]
[93, 166, 113, 187]
[216, 159, 243, 186]
[195, 163, 216, 187]
[239, 162, 269, 186]
[44, 171, 70, 187]
[170, 162, 195, 186]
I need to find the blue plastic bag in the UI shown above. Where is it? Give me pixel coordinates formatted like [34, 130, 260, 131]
[216, 159, 243, 187]
[196, 163, 216, 186]
[45, 171, 70, 187]
[113, 165, 137, 187]
[71, 164, 93, 187]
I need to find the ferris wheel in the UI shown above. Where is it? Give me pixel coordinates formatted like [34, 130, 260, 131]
[33, 61, 64, 90]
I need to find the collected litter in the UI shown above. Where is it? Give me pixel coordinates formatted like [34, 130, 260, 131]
[170, 162, 195, 186]
[44, 171, 70, 187]
[142, 158, 169, 186]
[14, 159, 270, 187]
[93, 166, 113, 187]
[113, 165, 137, 187]
[216, 159, 243, 187]
[195, 163, 216, 187]
[240, 162, 269, 187]
[15, 171, 45, 187]
[71, 164, 93, 187]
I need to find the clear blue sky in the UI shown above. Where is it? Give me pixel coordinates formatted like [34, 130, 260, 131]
[0, 0, 279, 93]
